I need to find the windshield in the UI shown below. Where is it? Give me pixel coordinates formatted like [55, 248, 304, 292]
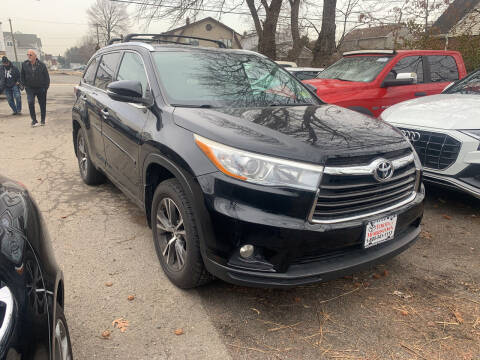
[443, 69, 480, 95]
[317, 56, 393, 82]
[152, 51, 317, 108]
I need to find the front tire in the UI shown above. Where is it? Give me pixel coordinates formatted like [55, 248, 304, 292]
[76, 129, 104, 185]
[151, 179, 212, 288]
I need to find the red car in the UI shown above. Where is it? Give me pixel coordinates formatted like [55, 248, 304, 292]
[304, 50, 467, 117]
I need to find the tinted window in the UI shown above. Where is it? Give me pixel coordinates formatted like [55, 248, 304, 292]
[317, 56, 393, 82]
[83, 57, 98, 85]
[444, 69, 480, 95]
[95, 52, 122, 90]
[391, 56, 424, 83]
[152, 51, 316, 107]
[117, 52, 149, 97]
[428, 55, 459, 82]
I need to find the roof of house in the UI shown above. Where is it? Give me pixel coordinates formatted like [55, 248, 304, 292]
[343, 24, 403, 42]
[432, 0, 480, 33]
[3, 32, 42, 48]
[163, 17, 241, 37]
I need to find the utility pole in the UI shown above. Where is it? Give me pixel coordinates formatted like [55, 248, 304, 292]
[8, 18, 19, 63]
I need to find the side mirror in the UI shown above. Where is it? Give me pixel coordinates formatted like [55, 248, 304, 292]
[0, 286, 16, 347]
[107, 80, 152, 106]
[382, 72, 417, 87]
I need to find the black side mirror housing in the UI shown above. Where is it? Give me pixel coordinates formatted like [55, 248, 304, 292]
[107, 80, 152, 106]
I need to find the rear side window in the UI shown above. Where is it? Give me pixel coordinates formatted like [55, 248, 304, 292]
[428, 55, 459, 82]
[83, 57, 98, 85]
[95, 52, 122, 90]
[116, 52, 149, 97]
[391, 56, 424, 83]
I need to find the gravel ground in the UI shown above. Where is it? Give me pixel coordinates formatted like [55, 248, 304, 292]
[1, 73, 478, 360]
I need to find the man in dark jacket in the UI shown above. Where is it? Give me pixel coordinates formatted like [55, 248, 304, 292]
[1, 56, 22, 115]
[21, 49, 50, 127]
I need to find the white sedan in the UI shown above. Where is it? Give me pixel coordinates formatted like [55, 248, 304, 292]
[380, 68, 480, 199]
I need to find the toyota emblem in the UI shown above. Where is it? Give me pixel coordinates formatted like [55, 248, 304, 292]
[401, 130, 421, 142]
[373, 159, 394, 182]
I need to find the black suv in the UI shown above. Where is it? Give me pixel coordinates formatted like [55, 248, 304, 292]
[72, 34, 425, 288]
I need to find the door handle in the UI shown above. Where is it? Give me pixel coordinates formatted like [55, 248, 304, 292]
[100, 109, 109, 119]
[415, 92, 427, 97]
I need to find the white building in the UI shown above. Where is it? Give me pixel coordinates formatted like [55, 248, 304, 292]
[0, 22, 6, 56]
[2, 32, 43, 62]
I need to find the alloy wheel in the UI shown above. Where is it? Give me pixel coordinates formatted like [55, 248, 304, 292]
[155, 197, 187, 271]
[54, 318, 72, 360]
[77, 134, 87, 178]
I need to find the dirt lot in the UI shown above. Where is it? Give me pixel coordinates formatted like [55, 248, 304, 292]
[0, 73, 479, 360]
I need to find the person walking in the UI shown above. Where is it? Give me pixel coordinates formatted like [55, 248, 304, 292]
[1, 56, 22, 115]
[21, 49, 50, 127]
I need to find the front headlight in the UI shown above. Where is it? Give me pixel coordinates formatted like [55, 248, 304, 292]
[459, 130, 480, 141]
[194, 135, 323, 191]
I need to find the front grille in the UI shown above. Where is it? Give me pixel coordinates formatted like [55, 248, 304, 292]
[311, 154, 417, 222]
[398, 128, 461, 170]
[325, 147, 411, 166]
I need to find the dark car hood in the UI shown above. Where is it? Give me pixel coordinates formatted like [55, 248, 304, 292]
[173, 104, 406, 165]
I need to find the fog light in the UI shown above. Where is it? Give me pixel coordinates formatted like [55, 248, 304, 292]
[239, 244, 254, 258]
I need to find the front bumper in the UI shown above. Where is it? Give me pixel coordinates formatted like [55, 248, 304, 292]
[198, 172, 425, 288]
[423, 166, 480, 199]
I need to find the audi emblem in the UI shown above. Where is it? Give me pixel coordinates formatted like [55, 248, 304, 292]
[373, 159, 394, 182]
[401, 130, 421, 142]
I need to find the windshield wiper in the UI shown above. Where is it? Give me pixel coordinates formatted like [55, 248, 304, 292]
[171, 104, 213, 108]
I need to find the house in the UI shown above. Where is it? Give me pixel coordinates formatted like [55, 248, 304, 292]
[240, 30, 314, 66]
[432, 0, 480, 36]
[2, 32, 43, 62]
[162, 17, 242, 49]
[339, 24, 410, 52]
[0, 22, 6, 57]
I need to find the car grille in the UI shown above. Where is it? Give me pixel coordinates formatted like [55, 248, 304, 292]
[310, 152, 418, 223]
[398, 128, 461, 170]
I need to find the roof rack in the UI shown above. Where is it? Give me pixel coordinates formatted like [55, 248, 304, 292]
[343, 50, 396, 56]
[108, 33, 226, 48]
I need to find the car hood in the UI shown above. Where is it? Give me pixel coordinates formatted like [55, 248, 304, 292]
[173, 104, 406, 165]
[381, 94, 480, 130]
[303, 78, 370, 95]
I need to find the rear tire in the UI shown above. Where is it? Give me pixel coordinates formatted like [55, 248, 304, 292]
[76, 129, 104, 185]
[54, 304, 73, 360]
[151, 178, 212, 288]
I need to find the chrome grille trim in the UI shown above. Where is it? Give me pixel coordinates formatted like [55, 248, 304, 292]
[309, 192, 417, 224]
[323, 153, 414, 175]
[309, 151, 419, 224]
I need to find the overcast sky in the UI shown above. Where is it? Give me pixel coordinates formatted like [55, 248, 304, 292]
[2, 0, 253, 55]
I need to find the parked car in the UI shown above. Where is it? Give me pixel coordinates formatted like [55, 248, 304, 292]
[381, 68, 480, 199]
[72, 34, 424, 289]
[0, 175, 73, 359]
[304, 50, 467, 117]
[287, 67, 324, 80]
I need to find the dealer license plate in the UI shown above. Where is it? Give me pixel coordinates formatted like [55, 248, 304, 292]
[364, 215, 397, 248]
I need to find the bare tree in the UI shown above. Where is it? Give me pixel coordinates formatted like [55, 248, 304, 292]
[312, 0, 337, 67]
[287, 0, 308, 62]
[246, 0, 284, 59]
[87, 0, 130, 46]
